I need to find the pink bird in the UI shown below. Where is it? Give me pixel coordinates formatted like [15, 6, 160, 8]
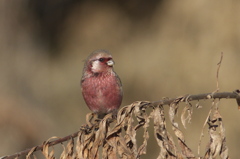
[81, 50, 123, 118]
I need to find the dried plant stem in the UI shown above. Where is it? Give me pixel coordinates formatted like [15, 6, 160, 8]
[152, 91, 240, 107]
[1, 132, 80, 159]
[1, 91, 240, 159]
[214, 52, 223, 93]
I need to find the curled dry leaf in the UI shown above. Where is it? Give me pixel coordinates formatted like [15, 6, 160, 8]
[204, 100, 229, 159]
[60, 137, 74, 159]
[181, 101, 193, 129]
[26, 146, 37, 159]
[42, 136, 60, 159]
[169, 99, 195, 158]
[151, 106, 177, 158]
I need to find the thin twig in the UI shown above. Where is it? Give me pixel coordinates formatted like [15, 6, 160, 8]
[215, 52, 223, 93]
[1, 131, 80, 159]
[151, 91, 239, 107]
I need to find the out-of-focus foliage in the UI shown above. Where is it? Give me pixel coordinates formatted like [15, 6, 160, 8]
[1, 0, 240, 158]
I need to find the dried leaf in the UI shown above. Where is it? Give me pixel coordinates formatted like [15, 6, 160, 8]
[137, 108, 150, 156]
[66, 137, 74, 158]
[181, 101, 193, 129]
[169, 100, 195, 158]
[204, 100, 229, 159]
[26, 146, 37, 159]
[152, 106, 177, 158]
[42, 136, 59, 159]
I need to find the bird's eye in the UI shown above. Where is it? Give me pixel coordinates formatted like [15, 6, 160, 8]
[99, 58, 104, 62]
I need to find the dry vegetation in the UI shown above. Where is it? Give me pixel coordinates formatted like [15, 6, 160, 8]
[2, 91, 240, 159]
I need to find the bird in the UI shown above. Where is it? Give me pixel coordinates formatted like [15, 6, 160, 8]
[81, 50, 123, 118]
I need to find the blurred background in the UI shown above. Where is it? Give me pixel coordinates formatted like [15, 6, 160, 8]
[1, 0, 240, 158]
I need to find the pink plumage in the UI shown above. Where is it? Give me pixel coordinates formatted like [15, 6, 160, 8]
[81, 50, 123, 118]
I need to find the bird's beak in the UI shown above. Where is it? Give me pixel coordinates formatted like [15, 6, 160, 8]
[107, 60, 114, 66]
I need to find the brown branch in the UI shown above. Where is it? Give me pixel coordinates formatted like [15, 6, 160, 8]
[152, 90, 240, 107]
[1, 90, 240, 159]
[1, 132, 80, 159]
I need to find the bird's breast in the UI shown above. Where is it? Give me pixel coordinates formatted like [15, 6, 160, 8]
[81, 74, 122, 114]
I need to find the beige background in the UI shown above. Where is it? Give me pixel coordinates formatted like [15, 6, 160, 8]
[1, 0, 240, 158]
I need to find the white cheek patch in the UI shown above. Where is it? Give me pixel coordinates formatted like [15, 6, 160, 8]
[91, 60, 101, 73]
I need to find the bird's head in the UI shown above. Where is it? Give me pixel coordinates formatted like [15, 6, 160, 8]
[84, 50, 115, 75]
